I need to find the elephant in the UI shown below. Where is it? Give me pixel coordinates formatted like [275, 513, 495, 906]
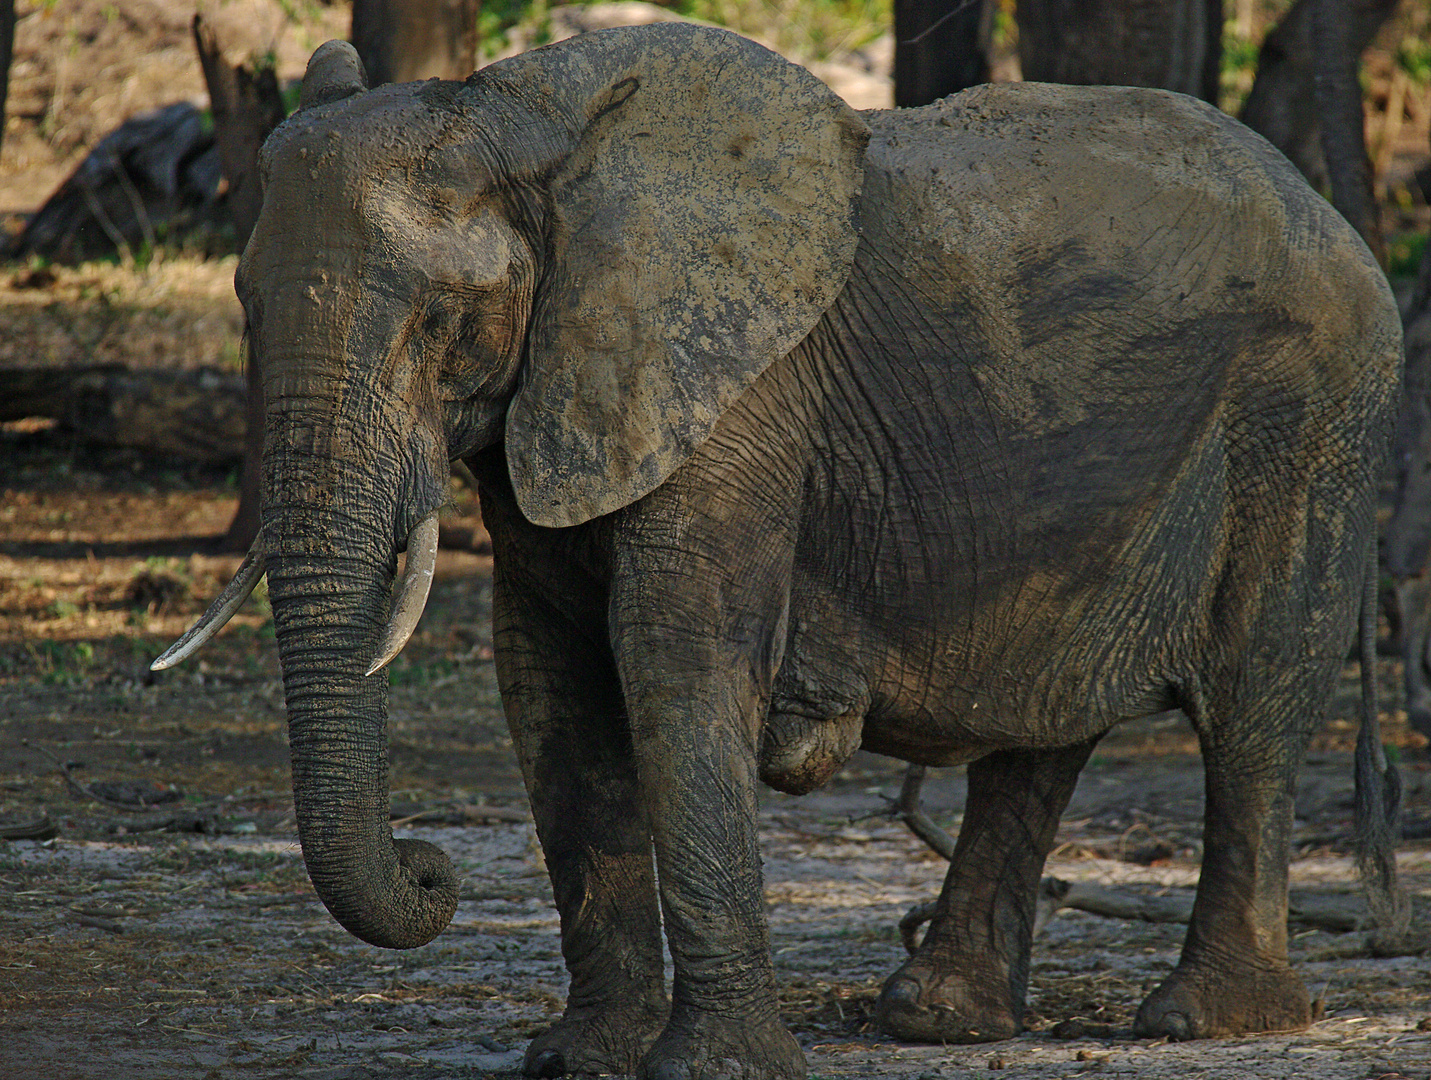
[154, 23, 1405, 1080]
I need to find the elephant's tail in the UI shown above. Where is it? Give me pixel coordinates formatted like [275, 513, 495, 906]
[1354, 541, 1410, 941]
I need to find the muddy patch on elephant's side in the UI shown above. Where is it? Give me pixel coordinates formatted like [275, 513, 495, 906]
[2, 431, 1430, 1079]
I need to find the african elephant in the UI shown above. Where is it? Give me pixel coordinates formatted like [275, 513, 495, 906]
[156, 23, 1404, 1080]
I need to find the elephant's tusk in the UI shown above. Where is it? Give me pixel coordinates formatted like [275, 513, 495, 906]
[150, 534, 267, 671]
[366, 512, 440, 677]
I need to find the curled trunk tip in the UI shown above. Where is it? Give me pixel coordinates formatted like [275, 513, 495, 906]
[307, 835, 461, 949]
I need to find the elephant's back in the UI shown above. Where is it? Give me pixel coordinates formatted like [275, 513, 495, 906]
[861, 82, 1312, 270]
[855, 83, 1399, 430]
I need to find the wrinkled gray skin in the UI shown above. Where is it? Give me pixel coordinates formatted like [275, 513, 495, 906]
[223, 24, 1401, 1080]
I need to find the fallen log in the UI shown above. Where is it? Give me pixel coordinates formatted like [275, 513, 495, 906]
[0, 364, 246, 462]
[5, 103, 222, 265]
[899, 880, 1374, 954]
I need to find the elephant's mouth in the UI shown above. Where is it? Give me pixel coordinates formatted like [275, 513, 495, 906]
[151, 510, 441, 676]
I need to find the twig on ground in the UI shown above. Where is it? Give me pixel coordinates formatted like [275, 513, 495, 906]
[105, 811, 219, 834]
[27, 741, 173, 811]
[390, 803, 529, 828]
[74, 914, 125, 934]
[902, 877, 1385, 954]
[890, 762, 1401, 951]
[888, 763, 956, 860]
[0, 815, 58, 841]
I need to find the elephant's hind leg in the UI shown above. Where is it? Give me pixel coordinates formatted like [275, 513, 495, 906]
[875, 739, 1098, 1043]
[1133, 669, 1317, 1040]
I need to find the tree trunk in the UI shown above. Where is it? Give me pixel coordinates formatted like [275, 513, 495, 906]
[1310, 0, 1388, 267]
[893, 0, 991, 108]
[1240, 0, 1400, 193]
[0, 0, 14, 159]
[1016, 0, 1221, 102]
[192, 15, 287, 551]
[350, 0, 480, 87]
[192, 15, 285, 251]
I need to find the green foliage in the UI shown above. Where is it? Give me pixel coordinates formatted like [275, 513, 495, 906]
[218, 336, 245, 373]
[132, 555, 193, 586]
[27, 639, 97, 685]
[272, 0, 327, 28]
[124, 558, 193, 626]
[387, 657, 459, 686]
[44, 598, 80, 621]
[667, 0, 889, 59]
[1389, 231, 1428, 279]
[1398, 36, 1431, 85]
[280, 80, 304, 117]
[250, 575, 273, 622]
[1219, 21, 1261, 115]
[479, 0, 542, 58]
[989, 0, 1016, 52]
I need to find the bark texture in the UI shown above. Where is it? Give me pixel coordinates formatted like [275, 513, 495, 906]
[1016, 0, 1221, 102]
[5, 104, 221, 264]
[893, 0, 990, 108]
[350, 0, 479, 86]
[192, 14, 287, 550]
[0, 365, 245, 462]
[191, 15, 285, 252]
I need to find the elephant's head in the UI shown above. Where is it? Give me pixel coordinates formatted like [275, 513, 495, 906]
[155, 25, 867, 950]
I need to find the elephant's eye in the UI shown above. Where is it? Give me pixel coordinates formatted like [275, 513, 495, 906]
[428, 284, 523, 402]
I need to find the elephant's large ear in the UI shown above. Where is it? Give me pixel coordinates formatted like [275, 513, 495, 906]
[492, 25, 869, 528]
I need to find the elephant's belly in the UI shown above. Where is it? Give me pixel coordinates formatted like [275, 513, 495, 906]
[763, 636, 996, 793]
[764, 615, 1152, 788]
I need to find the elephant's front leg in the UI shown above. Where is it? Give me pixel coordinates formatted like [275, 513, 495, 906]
[492, 567, 669, 1078]
[616, 638, 805, 1080]
[876, 739, 1099, 1042]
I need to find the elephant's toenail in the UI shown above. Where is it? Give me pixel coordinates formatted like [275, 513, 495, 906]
[529, 1048, 566, 1078]
[1162, 1012, 1193, 1042]
[879, 975, 923, 1009]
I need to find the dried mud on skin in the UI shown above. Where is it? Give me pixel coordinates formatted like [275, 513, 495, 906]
[0, 471, 1429, 1080]
[2, 0, 1430, 1074]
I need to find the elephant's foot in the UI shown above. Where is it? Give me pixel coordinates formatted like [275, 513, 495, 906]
[874, 959, 1018, 1043]
[1134, 958, 1312, 1040]
[637, 1011, 806, 1080]
[523, 997, 669, 1077]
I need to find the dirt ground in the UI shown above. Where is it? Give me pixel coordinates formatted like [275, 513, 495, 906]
[4, 1, 1431, 1078]
[1, 444, 1430, 1080]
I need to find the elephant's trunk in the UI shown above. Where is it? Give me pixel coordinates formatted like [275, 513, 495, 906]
[266, 536, 458, 948]
[261, 374, 458, 948]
